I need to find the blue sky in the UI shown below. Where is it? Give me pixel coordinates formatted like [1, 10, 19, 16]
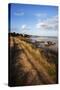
[9, 3, 58, 36]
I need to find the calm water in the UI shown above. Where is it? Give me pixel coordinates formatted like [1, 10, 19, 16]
[30, 36, 58, 42]
[30, 36, 58, 52]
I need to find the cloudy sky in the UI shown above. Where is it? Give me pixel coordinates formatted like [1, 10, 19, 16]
[9, 3, 58, 37]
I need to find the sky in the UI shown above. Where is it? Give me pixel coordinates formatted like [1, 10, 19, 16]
[9, 3, 58, 37]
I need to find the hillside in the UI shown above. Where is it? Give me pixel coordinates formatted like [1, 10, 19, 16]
[9, 34, 58, 86]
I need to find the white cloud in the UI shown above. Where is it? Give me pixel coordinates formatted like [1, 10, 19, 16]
[36, 15, 58, 30]
[21, 25, 26, 29]
[35, 13, 47, 17]
[21, 24, 30, 30]
[20, 24, 31, 35]
[14, 12, 24, 16]
[21, 25, 27, 30]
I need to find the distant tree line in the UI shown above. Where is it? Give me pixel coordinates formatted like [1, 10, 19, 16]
[9, 32, 31, 38]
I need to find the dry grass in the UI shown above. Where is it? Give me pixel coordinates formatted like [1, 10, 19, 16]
[9, 35, 58, 86]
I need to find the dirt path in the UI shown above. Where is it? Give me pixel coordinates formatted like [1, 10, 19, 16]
[14, 37, 55, 84]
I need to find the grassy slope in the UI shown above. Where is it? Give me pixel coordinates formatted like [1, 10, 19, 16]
[9, 35, 58, 86]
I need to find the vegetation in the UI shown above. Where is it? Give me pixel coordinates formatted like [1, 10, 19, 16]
[9, 33, 58, 86]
